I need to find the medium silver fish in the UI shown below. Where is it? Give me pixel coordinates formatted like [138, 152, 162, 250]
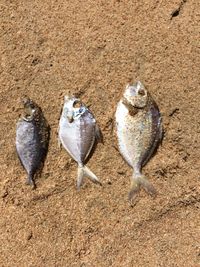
[16, 97, 50, 188]
[59, 96, 102, 188]
[115, 81, 162, 201]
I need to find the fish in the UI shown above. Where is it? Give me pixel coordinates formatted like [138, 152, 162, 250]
[16, 97, 50, 188]
[58, 96, 102, 188]
[115, 81, 162, 201]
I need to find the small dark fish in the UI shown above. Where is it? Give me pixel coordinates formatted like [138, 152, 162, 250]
[16, 97, 50, 188]
[59, 96, 102, 188]
[115, 81, 162, 201]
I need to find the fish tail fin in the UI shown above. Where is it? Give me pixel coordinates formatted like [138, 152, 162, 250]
[26, 173, 36, 189]
[77, 165, 101, 189]
[77, 166, 84, 189]
[128, 174, 156, 201]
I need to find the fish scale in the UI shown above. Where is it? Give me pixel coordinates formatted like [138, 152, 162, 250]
[59, 96, 102, 189]
[115, 81, 162, 201]
[16, 97, 50, 188]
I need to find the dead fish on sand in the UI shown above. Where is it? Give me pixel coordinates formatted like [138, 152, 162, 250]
[59, 96, 102, 189]
[16, 97, 50, 188]
[115, 81, 162, 201]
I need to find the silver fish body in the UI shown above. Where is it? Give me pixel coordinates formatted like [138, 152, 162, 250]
[115, 81, 162, 200]
[16, 97, 50, 187]
[59, 96, 102, 188]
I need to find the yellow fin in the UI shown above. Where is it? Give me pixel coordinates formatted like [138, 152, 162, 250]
[128, 174, 156, 201]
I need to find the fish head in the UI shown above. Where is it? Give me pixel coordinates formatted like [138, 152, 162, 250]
[63, 95, 86, 122]
[20, 96, 37, 119]
[123, 81, 148, 108]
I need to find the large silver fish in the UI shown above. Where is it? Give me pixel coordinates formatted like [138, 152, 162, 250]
[115, 81, 162, 200]
[59, 96, 102, 188]
[16, 97, 50, 188]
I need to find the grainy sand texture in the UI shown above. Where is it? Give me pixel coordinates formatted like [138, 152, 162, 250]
[0, 1, 200, 266]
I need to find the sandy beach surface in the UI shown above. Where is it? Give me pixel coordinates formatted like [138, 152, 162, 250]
[0, 1, 200, 266]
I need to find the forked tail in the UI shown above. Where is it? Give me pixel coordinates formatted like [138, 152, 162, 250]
[128, 173, 156, 201]
[77, 165, 101, 189]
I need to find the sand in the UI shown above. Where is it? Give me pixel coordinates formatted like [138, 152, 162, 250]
[0, 0, 200, 266]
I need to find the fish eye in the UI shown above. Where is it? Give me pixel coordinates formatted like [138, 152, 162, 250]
[138, 89, 145, 96]
[73, 100, 82, 108]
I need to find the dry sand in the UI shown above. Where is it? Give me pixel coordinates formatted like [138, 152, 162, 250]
[0, 0, 200, 266]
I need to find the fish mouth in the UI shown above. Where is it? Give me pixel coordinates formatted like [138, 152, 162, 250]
[122, 97, 145, 110]
[16, 96, 29, 113]
[20, 96, 36, 110]
[17, 96, 36, 119]
[64, 95, 71, 102]
[64, 95, 82, 108]
[21, 96, 30, 105]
